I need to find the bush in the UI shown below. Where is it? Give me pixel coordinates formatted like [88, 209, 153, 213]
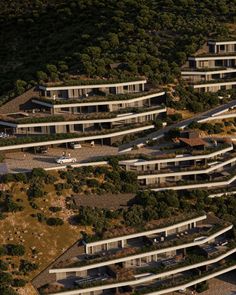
[19, 259, 38, 274]
[4, 196, 24, 213]
[31, 168, 48, 179]
[11, 278, 27, 287]
[86, 178, 100, 187]
[0, 246, 6, 256]
[0, 260, 8, 271]
[5, 244, 25, 256]
[0, 285, 18, 295]
[196, 281, 209, 293]
[49, 206, 62, 212]
[46, 217, 64, 226]
[0, 271, 13, 284]
[27, 185, 44, 199]
[121, 183, 137, 193]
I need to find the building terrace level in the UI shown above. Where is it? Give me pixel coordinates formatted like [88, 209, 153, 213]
[39, 79, 147, 91]
[48, 247, 236, 295]
[39, 79, 147, 99]
[33, 91, 165, 108]
[83, 214, 207, 254]
[49, 223, 232, 274]
[119, 144, 233, 167]
[188, 55, 236, 61]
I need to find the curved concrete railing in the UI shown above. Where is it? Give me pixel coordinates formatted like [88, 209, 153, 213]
[181, 68, 236, 75]
[0, 107, 166, 128]
[32, 92, 165, 108]
[39, 79, 147, 91]
[208, 190, 236, 198]
[194, 80, 236, 89]
[189, 55, 236, 61]
[150, 175, 236, 192]
[84, 215, 206, 247]
[138, 155, 236, 180]
[198, 112, 236, 122]
[144, 263, 236, 295]
[49, 247, 236, 295]
[49, 225, 233, 274]
[0, 124, 154, 151]
[119, 146, 233, 166]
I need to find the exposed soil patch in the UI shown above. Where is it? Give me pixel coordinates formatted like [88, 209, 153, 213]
[73, 193, 135, 209]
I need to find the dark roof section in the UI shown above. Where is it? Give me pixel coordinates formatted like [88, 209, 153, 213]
[179, 137, 207, 147]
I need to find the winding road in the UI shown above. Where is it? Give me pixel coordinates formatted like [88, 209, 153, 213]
[119, 99, 236, 152]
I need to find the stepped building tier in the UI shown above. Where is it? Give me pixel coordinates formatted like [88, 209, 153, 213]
[181, 40, 236, 93]
[0, 78, 166, 149]
[33, 214, 236, 295]
[119, 131, 236, 191]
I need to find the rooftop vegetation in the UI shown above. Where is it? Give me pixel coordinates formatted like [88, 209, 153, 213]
[0, 122, 152, 147]
[40, 242, 236, 294]
[0, 105, 165, 124]
[68, 222, 228, 268]
[135, 258, 236, 294]
[33, 90, 163, 105]
[40, 77, 145, 87]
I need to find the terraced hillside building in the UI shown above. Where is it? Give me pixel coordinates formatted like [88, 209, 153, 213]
[0, 78, 166, 149]
[34, 214, 236, 295]
[181, 40, 236, 93]
[119, 136, 236, 191]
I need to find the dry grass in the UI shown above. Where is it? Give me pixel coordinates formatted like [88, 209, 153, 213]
[0, 178, 92, 291]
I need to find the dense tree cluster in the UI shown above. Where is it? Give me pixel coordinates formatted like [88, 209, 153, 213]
[0, 0, 234, 99]
[77, 188, 236, 238]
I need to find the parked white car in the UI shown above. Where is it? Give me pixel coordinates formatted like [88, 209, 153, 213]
[55, 156, 77, 164]
[70, 142, 82, 149]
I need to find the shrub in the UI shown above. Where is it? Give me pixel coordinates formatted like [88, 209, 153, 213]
[86, 178, 100, 187]
[5, 244, 25, 256]
[0, 285, 18, 295]
[19, 259, 38, 274]
[46, 217, 64, 226]
[29, 202, 39, 209]
[27, 185, 44, 199]
[11, 278, 27, 287]
[0, 260, 8, 271]
[121, 183, 137, 193]
[5, 196, 24, 212]
[0, 271, 13, 284]
[31, 168, 48, 179]
[49, 206, 62, 212]
[196, 281, 209, 293]
[54, 183, 64, 191]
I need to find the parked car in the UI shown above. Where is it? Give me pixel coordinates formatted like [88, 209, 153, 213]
[35, 146, 48, 154]
[0, 132, 9, 138]
[70, 142, 82, 149]
[55, 156, 77, 164]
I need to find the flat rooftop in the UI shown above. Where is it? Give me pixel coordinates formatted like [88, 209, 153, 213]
[39, 77, 147, 89]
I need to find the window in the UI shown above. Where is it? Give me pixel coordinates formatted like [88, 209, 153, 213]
[34, 127, 42, 133]
[220, 45, 225, 51]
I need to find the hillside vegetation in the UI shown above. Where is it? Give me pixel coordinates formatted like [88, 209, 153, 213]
[0, 0, 235, 98]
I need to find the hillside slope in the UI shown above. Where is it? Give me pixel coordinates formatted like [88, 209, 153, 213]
[0, 0, 235, 97]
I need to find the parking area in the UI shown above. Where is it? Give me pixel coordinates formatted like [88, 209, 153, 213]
[1, 143, 160, 174]
[2, 145, 118, 173]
